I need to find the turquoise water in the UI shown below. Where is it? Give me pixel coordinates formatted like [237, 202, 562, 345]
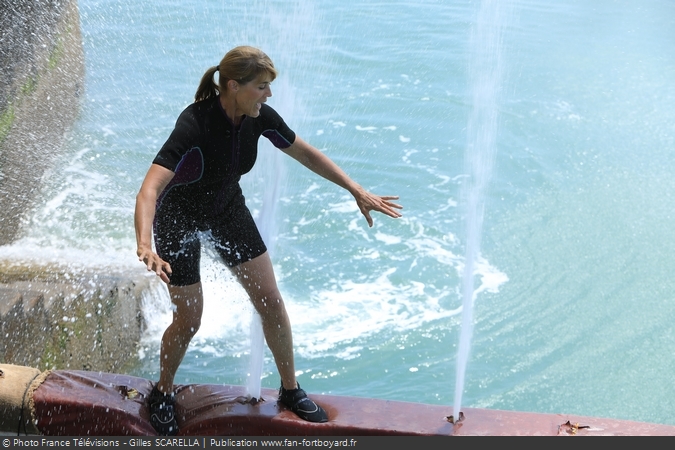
[4, 0, 675, 426]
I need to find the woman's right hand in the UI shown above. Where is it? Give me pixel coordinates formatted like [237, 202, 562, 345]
[137, 246, 172, 284]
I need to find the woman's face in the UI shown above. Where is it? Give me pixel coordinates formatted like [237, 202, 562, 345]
[235, 74, 273, 118]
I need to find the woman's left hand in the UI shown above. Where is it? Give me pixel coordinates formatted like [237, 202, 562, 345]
[353, 187, 402, 227]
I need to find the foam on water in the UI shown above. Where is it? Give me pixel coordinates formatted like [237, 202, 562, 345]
[133, 220, 508, 365]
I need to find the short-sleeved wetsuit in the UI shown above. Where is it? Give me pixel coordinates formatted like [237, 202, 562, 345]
[152, 96, 296, 286]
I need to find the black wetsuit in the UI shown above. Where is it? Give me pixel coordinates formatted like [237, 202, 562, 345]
[152, 96, 296, 286]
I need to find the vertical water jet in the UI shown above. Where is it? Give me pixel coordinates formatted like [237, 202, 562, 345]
[454, 0, 507, 419]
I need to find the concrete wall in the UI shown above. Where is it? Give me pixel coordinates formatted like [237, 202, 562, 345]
[0, 260, 157, 373]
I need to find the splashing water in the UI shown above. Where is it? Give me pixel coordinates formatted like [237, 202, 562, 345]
[454, 0, 507, 419]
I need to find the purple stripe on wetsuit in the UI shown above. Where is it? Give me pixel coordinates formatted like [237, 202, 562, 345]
[156, 146, 204, 208]
[262, 129, 293, 148]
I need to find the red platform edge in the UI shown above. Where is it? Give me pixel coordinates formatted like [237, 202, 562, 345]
[29, 370, 675, 436]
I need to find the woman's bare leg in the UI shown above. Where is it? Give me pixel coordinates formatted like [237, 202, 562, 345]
[156, 282, 204, 393]
[232, 252, 297, 390]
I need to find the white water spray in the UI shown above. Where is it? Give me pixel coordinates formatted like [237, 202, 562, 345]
[454, 0, 507, 419]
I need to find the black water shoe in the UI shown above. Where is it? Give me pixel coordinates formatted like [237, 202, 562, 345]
[148, 386, 179, 436]
[279, 383, 328, 423]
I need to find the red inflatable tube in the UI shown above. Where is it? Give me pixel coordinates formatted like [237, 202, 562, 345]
[24, 369, 675, 436]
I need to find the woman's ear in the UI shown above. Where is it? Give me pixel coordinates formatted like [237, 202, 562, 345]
[227, 79, 239, 92]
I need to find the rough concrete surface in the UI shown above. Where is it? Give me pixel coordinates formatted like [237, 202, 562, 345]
[0, 259, 156, 373]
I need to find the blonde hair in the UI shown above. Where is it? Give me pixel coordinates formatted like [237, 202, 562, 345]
[194, 46, 277, 102]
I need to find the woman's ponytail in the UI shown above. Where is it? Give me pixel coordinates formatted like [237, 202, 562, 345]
[194, 66, 220, 102]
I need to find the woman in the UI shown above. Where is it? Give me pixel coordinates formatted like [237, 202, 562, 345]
[135, 46, 402, 435]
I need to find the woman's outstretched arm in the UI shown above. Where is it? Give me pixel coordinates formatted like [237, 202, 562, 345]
[282, 136, 402, 227]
